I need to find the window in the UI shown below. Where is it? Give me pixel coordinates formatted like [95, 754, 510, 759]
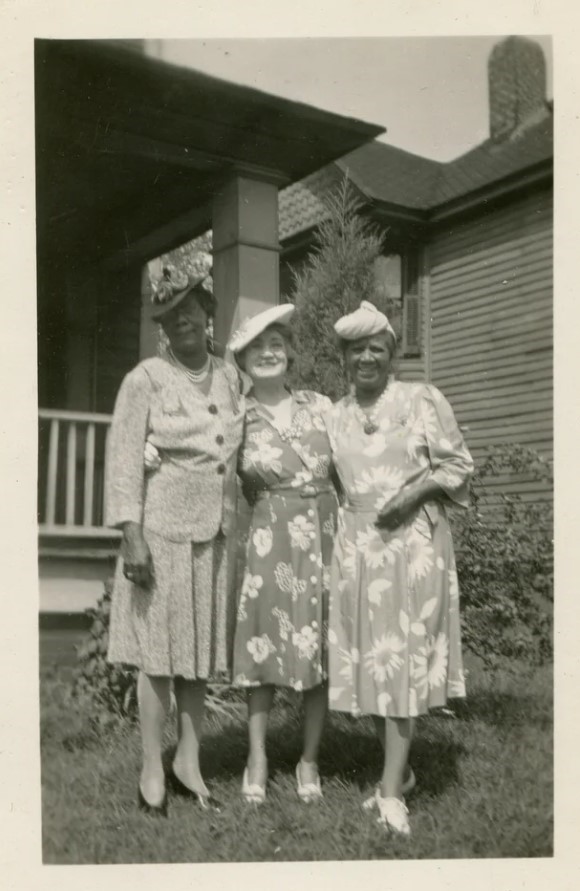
[373, 250, 421, 357]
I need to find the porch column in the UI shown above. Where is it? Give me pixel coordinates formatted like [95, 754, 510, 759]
[212, 174, 281, 351]
[140, 260, 161, 360]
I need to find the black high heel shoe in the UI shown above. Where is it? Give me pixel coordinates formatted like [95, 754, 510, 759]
[168, 769, 222, 812]
[138, 785, 168, 817]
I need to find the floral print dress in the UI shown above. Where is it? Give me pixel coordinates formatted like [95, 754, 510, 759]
[325, 379, 474, 718]
[233, 390, 337, 691]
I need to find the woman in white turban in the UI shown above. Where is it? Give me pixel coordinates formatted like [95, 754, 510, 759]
[325, 301, 473, 837]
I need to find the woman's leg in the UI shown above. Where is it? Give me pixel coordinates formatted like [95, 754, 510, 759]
[138, 671, 171, 805]
[246, 685, 275, 787]
[372, 715, 415, 786]
[172, 677, 209, 796]
[371, 714, 385, 749]
[299, 682, 327, 784]
[379, 716, 415, 799]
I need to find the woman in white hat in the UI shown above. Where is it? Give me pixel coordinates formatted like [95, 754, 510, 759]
[325, 301, 473, 837]
[106, 268, 244, 815]
[228, 304, 337, 805]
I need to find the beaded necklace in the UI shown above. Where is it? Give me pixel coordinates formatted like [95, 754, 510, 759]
[169, 348, 211, 384]
[352, 383, 391, 435]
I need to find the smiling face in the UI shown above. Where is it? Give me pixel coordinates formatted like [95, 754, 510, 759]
[242, 325, 290, 384]
[159, 293, 208, 358]
[344, 332, 394, 398]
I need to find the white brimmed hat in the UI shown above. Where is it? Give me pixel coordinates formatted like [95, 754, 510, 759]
[228, 303, 295, 354]
[334, 300, 395, 341]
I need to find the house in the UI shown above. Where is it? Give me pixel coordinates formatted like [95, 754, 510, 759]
[278, 36, 553, 508]
[36, 39, 383, 620]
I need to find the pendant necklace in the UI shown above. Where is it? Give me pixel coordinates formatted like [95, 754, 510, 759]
[354, 384, 391, 435]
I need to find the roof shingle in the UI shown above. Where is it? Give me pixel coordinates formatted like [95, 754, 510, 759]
[278, 109, 553, 240]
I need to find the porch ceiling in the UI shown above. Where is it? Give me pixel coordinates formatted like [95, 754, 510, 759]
[35, 40, 384, 265]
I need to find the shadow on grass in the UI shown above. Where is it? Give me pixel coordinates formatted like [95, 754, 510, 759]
[183, 705, 466, 800]
[452, 688, 552, 730]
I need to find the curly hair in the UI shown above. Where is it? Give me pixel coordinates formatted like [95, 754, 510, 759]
[235, 323, 296, 372]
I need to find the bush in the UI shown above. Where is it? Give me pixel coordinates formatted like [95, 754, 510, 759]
[72, 581, 138, 725]
[452, 444, 553, 667]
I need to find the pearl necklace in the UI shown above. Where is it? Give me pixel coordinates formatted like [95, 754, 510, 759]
[169, 349, 211, 384]
[353, 383, 391, 435]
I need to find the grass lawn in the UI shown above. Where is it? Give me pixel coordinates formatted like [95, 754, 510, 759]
[40, 655, 552, 863]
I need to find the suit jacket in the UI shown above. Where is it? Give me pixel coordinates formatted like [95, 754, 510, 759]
[105, 356, 245, 542]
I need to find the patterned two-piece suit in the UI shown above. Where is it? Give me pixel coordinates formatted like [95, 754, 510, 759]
[106, 355, 245, 680]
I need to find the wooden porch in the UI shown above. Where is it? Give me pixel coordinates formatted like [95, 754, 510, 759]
[38, 408, 119, 617]
[38, 408, 118, 545]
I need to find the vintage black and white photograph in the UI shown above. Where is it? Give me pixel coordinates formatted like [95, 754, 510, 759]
[33, 34, 553, 864]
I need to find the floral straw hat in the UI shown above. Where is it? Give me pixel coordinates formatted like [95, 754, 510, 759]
[150, 266, 213, 322]
[227, 303, 295, 354]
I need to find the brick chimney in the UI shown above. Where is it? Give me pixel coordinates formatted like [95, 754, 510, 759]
[488, 36, 548, 142]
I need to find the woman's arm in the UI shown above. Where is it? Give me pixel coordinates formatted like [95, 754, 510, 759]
[419, 384, 474, 508]
[376, 386, 473, 532]
[121, 521, 154, 588]
[375, 478, 443, 531]
[105, 366, 154, 587]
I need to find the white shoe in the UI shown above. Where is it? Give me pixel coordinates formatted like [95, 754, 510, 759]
[296, 762, 323, 803]
[362, 768, 416, 811]
[375, 794, 411, 837]
[242, 767, 266, 805]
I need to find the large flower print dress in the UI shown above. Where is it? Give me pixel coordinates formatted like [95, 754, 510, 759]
[325, 379, 473, 718]
[233, 391, 337, 691]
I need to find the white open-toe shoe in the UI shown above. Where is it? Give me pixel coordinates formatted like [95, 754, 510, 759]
[242, 767, 267, 805]
[375, 794, 411, 837]
[362, 768, 416, 811]
[295, 762, 323, 803]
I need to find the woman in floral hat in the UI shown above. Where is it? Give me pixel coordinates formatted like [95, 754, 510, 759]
[325, 301, 473, 838]
[228, 304, 338, 806]
[106, 268, 244, 816]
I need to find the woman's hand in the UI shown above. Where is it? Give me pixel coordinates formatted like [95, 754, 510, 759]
[144, 440, 161, 472]
[121, 522, 154, 588]
[375, 479, 444, 533]
[375, 489, 419, 532]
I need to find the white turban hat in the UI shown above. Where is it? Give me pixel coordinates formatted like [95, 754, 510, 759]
[334, 301, 395, 342]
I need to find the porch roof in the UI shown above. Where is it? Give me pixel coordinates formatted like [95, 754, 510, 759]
[35, 39, 384, 266]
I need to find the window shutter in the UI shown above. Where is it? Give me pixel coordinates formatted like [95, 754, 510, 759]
[402, 251, 421, 357]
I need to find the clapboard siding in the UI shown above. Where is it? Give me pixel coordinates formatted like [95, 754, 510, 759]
[397, 359, 425, 382]
[428, 188, 553, 502]
[431, 190, 552, 259]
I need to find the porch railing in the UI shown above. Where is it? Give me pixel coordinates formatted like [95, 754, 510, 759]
[38, 409, 120, 538]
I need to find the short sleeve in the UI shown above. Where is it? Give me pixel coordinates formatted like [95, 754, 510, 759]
[104, 365, 152, 528]
[420, 385, 474, 509]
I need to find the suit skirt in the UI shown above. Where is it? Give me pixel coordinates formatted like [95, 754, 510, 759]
[107, 527, 237, 680]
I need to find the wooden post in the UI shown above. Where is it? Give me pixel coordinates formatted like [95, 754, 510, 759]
[65, 422, 77, 526]
[83, 422, 96, 526]
[212, 174, 282, 351]
[45, 419, 60, 525]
